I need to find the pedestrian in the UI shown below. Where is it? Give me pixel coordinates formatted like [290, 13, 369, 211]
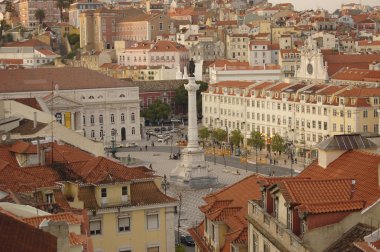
[151, 141, 154, 147]
[145, 145, 148, 151]
[149, 164, 153, 170]
[140, 146, 142, 151]
[295, 158, 297, 164]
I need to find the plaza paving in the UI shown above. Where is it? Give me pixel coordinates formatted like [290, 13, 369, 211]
[115, 131, 310, 235]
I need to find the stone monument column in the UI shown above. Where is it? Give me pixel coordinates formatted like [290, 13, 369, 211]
[170, 59, 217, 188]
[185, 79, 199, 150]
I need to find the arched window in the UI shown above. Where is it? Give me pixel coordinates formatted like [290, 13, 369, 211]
[121, 113, 125, 123]
[89, 96, 94, 99]
[99, 115, 103, 125]
[131, 112, 135, 123]
[111, 114, 115, 124]
[81, 96, 85, 100]
[120, 94, 125, 98]
[91, 130, 95, 138]
[90, 115, 94, 125]
[98, 95, 103, 99]
[83, 115, 86, 126]
[132, 127, 135, 135]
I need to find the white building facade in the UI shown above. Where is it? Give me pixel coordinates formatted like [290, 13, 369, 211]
[0, 67, 141, 145]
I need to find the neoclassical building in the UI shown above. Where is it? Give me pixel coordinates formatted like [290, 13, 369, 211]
[0, 67, 141, 145]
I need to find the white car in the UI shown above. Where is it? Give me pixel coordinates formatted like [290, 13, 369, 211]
[157, 138, 165, 143]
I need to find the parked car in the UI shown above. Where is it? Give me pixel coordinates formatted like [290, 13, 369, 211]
[124, 142, 137, 148]
[180, 235, 195, 246]
[157, 138, 165, 143]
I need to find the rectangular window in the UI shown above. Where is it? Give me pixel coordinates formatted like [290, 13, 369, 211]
[363, 125, 368, 132]
[147, 214, 159, 230]
[90, 220, 101, 235]
[46, 193, 54, 204]
[118, 217, 131, 232]
[122, 186, 128, 196]
[363, 110, 368, 118]
[101, 188, 107, 197]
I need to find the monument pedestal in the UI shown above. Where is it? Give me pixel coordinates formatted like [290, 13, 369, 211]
[170, 147, 217, 189]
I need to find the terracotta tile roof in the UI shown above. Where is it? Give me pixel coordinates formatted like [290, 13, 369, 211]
[36, 49, 59, 56]
[266, 82, 293, 91]
[74, 156, 154, 184]
[22, 212, 81, 228]
[323, 54, 380, 76]
[200, 174, 262, 239]
[188, 221, 212, 252]
[0, 212, 57, 252]
[278, 178, 355, 206]
[332, 68, 380, 82]
[3, 39, 50, 48]
[252, 81, 275, 90]
[0, 58, 23, 64]
[296, 200, 365, 214]
[316, 85, 346, 95]
[0, 67, 138, 93]
[125, 41, 154, 50]
[78, 186, 98, 209]
[69, 232, 87, 247]
[10, 119, 47, 135]
[10, 141, 37, 154]
[149, 40, 188, 52]
[338, 87, 380, 97]
[12, 98, 42, 111]
[130, 181, 177, 206]
[299, 150, 380, 208]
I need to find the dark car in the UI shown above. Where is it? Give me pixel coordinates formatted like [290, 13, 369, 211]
[180, 235, 195, 246]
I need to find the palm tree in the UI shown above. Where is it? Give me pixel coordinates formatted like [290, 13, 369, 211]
[34, 8, 45, 25]
[247, 131, 265, 174]
[56, 0, 73, 22]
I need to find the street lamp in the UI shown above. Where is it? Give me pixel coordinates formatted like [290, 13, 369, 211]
[161, 174, 169, 195]
[286, 142, 295, 177]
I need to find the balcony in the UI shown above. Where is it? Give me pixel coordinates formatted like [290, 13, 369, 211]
[99, 196, 130, 208]
[247, 200, 304, 252]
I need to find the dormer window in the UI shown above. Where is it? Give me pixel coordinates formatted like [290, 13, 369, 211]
[266, 91, 270, 97]
[374, 98, 379, 105]
[282, 93, 286, 99]
[301, 95, 305, 101]
[275, 92, 278, 98]
[45, 193, 54, 204]
[340, 98, 345, 105]
[351, 99, 356, 105]
[317, 96, 322, 103]
[327, 97, 331, 103]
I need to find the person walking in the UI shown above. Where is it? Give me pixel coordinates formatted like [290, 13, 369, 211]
[145, 144, 148, 151]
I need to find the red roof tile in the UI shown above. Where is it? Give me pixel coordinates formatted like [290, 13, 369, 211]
[0, 212, 57, 252]
[130, 181, 177, 206]
[22, 212, 82, 228]
[299, 150, 380, 208]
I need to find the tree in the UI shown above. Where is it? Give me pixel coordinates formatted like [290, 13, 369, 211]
[34, 9, 46, 25]
[56, 0, 73, 21]
[271, 133, 285, 156]
[247, 131, 265, 173]
[211, 128, 227, 144]
[141, 99, 170, 124]
[198, 127, 210, 147]
[230, 129, 243, 151]
[174, 85, 187, 114]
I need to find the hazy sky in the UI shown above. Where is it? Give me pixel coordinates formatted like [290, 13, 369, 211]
[268, 0, 379, 12]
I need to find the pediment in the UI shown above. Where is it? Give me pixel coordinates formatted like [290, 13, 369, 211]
[45, 95, 83, 109]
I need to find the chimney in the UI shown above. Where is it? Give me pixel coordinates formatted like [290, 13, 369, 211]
[33, 112, 37, 128]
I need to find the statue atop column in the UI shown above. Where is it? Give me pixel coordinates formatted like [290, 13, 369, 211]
[188, 58, 195, 77]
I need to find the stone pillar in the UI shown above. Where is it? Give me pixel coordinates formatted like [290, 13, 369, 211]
[185, 77, 199, 150]
[71, 112, 75, 130]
